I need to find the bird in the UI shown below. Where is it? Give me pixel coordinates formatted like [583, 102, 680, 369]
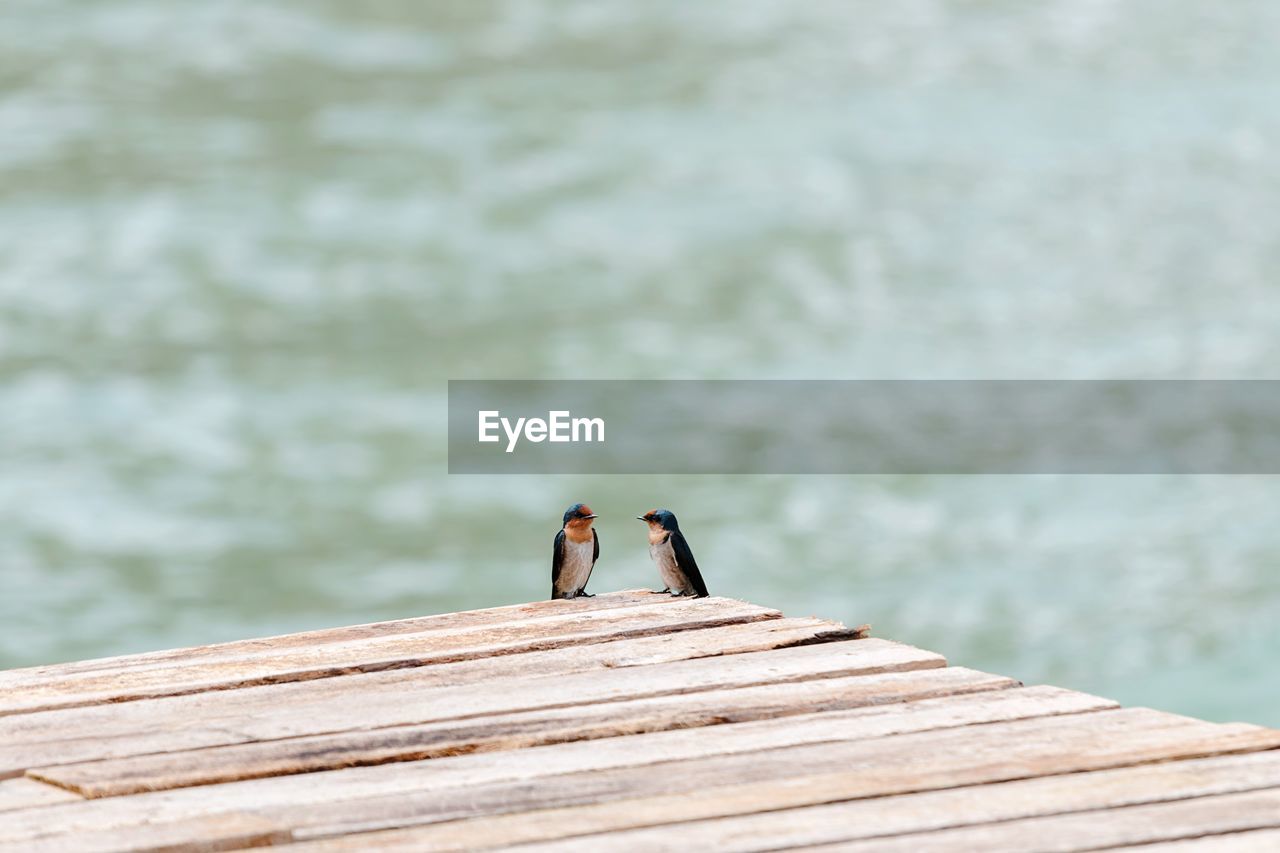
[636, 509, 709, 598]
[552, 503, 599, 600]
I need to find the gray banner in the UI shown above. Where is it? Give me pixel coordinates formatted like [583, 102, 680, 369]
[447, 380, 1280, 474]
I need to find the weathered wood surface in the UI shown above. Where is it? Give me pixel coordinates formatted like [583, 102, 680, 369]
[0, 615, 851, 747]
[4, 636, 935, 777]
[0, 778, 81, 813]
[813, 788, 1280, 852]
[431, 750, 1280, 853]
[33, 664, 1000, 798]
[0, 590, 661, 687]
[0, 596, 785, 716]
[0, 591, 1276, 853]
[267, 711, 1279, 850]
[1114, 828, 1280, 852]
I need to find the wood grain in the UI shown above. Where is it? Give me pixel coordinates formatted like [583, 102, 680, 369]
[0, 777, 81, 813]
[35, 666, 1014, 797]
[5, 812, 288, 853]
[0, 591, 668, 691]
[7, 638, 939, 779]
[0, 616, 852, 749]
[1, 594, 1275, 853]
[273, 708, 1280, 846]
[390, 749, 1280, 853]
[0, 597, 780, 716]
[0, 685, 1094, 844]
[1111, 828, 1280, 852]
[14, 705, 1273, 848]
[816, 788, 1280, 852]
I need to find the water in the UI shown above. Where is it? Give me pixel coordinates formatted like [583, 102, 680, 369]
[2, 1, 1278, 725]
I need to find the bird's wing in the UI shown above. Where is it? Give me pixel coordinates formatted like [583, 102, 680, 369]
[670, 530, 709, 598]
[551, 529, 566, 592]
[577, 528, 599, 594]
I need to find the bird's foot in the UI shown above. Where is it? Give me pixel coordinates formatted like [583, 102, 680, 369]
[577, 590, 595, 598]
[651, 588, 671, 594]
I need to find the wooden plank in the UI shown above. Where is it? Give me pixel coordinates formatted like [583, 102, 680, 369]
[0, 589, 665, 690]
[268, 709, 1280, 845]
[35, 666, 1016, 797]
[399, 750, 1280, 852]
[4, 592, 1274, 853]
[1112, 828, 1280, 852]
[2, 612, 860, 722]
[8, 813, 289, 853]
[0, 681, 1100, 840]
[12, 702, 1246, 847]
[5, 638, 940, 778]
[0, 598, 781, 717]
[0, 777, 81, 813]
[815, 788, 1280, 852]
[0, 617, 852, 749]
[0, 614, 860, 753]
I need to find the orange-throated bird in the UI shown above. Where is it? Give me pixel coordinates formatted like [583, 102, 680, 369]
[637, 509, 709, 598]
[552, 503, 599, 600]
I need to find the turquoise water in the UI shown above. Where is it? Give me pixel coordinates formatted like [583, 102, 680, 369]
[1, 1, 1278, 725]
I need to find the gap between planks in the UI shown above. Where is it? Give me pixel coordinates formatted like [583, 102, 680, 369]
[11, 704, 1279, 852]
[0, 684, 1115, 851]
[0, 617, 853, 745]
[0, 596, 798, 717]
[267, 708, 1280, 847]
[0, 695, 1212, 848]
[0, 635, 926, 773]
[6, 594, 1277, 853]
[279, 739, 1280, 853]
[31, 664, 1008, 797]
[796, 787, 1280, 852]
[1112, 827, 1280, 852]
[0, 590, 672, 688]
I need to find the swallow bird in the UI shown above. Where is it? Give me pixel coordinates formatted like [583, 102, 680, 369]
[552, 503, 599, 600]
[637, 509, 708, 598]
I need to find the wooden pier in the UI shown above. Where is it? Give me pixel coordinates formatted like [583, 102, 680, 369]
[2, 591, 1279, 852]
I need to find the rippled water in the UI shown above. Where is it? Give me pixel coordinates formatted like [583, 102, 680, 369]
[2, 1, 1278, 725]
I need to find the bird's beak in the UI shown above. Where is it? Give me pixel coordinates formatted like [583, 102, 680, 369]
[585, 514, 598, 519]
[636, 516, 646, 521]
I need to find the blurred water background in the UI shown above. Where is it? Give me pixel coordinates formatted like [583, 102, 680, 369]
[1, 0, 1278, 724]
